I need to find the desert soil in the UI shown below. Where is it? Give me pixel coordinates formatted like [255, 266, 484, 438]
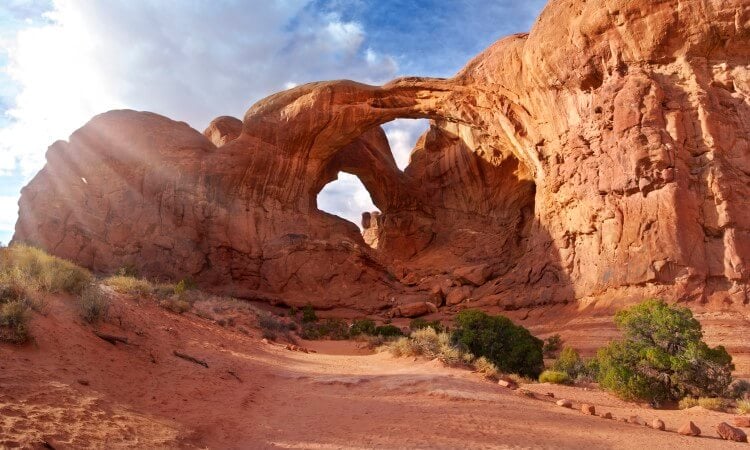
[0, 294, 746, 449]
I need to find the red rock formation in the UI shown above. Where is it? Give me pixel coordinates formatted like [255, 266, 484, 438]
[13, 0, 750, 313]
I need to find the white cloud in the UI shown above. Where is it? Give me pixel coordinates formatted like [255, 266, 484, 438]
[317, 173, 376, 228]
[0, 0, 404, 237]
[382, 119, 430, 170]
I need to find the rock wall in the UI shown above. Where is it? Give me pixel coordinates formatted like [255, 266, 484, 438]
[14, 0, 750, 313]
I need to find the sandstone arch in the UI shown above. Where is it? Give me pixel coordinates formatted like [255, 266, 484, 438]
[14, 0, 750, 315]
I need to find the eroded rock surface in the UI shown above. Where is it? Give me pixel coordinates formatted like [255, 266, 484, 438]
[14, 0, 750, 313]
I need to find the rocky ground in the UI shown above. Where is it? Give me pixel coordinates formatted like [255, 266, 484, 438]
[1, 293, 748, 449]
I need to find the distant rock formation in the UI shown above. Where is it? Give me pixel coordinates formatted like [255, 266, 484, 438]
[14, 0, 750, 313]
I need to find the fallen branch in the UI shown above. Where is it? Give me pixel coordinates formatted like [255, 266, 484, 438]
[94, 331, 129, 345]
[227, 370, 242, 382]
[173, 350, 208, 368]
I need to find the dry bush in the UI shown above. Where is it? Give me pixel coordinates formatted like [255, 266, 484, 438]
[159, 298, 192, 314]
[4, 244, 92, 295]
[0, 300, 30, 343]
[679, 397, 727, 411]
[737, 399, 750, 415]
[385, 328, 469, 366]
[474, 356, 499, 380]
[104, 275, 153, 296]
[78, 285, 110, 323]
[257, 312, 294, 341]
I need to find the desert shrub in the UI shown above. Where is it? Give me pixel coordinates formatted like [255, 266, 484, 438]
[301, 304, 317, 323]
[2, 244, 92, 295]
[0, 300, 30, 343]
[543, 334, 563, 357]
[78, 285, 109, 323]
[258, 312, 293, 340]
[678, 397, 699, 409]
[385, 327, 468, 366]
[174, 279, 188, 297]
[474, 356, 499, 380]
[350, 318, 376, 336]
[729, 379, 750, 400]
[737, 399, 750, 415]
[698, 397, 727, 411]
[539, 370, 572, 384]
[552, 347, 588, 378]
[410, 318, 444, 333]
[104, 275, 153, 296]
[160, 298, 191, 314]
[153, 283, 176, 299]
[452, 309, 544, 378]
[301, 318, 349, 340]
[115, 264, 140, 278]
[374, 324, 403, 337]
[596, 299, 734, 406]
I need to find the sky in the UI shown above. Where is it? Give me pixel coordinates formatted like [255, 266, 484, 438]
[0, 0, 546, 243]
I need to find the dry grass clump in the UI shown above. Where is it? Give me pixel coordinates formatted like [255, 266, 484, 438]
[474, 356, 499, 380]
[1, 244, 92, 295]
[737, 399, 750, 415]
[104, 275, 153, 296]
[679, 397, 727, 411]
[78, 285, 110, 323]
[258, 312, 295, 341]
[385, 327, 470, 366]
[159, 298, 192, 314]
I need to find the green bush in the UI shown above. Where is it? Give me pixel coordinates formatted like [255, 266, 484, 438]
[552, 347, 589, 378]
[374, 324, 403, 337]
[729, 379, 750, 399]
[539, 370, 572, 384]
[301, 304, 317, 323]
[301, 318, 350, 340]
[78, 285, 110, 323]
[350, 318, 376, 336]
[452, 309, 544, 378]
[596, 299, 734, 406]
[410, 318, 443, 333]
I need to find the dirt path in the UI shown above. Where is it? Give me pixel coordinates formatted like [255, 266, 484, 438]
[0, 295, 745, 449]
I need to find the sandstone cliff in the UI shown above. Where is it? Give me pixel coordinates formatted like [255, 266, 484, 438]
[14, 0, 750, 313]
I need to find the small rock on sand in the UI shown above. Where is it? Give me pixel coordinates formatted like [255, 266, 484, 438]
[627, 416, 640, 425]
[498, 379, 517, 389]
[717, 422, 747, 442]
[581, 404, 595, 415]
[556, 399, 572, 408]
[601, 412, 612, 419]
[652, 419, 665, 430]
[677, 421, 701, 436]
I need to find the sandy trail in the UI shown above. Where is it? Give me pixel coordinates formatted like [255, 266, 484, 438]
[0, 294, 745, 449]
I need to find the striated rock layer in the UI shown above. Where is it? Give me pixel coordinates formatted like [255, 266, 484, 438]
[14, 0, 750, 314]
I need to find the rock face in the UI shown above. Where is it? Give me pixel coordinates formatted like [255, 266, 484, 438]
[717, 422, 747, 442]
[13, 0, 750, 312]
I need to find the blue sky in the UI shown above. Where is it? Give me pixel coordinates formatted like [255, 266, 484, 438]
[0, 0, 546, 244]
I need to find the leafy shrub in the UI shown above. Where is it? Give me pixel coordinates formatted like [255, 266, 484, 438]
[301, 318, 349, 340]
[350, 319, 376, 336]
[596, 299, 734, 406]
[374, 324, 403, 337]
[104, 275, 153, 296]
[737, 399, 750, 415]
[410, 318, 443, 333]
[452, 309, 544, 378]
[474, 356, 499, 380]
[729, 379, 750, 400]
[543, 334, 563, 357]
[0, 300, 30, 343]
[78, 285, 109, 323]
[552, 347, 589, 379]
[301, 304, 317, 323]
[539, 370, 572, 384]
